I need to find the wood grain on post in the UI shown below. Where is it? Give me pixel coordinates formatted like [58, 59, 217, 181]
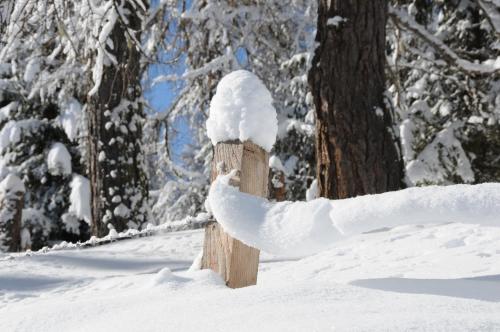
[201, 140, 269, 288]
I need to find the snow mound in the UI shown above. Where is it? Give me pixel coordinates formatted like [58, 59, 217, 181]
[47, 143, 72, 176]
[208, 171, 342, 256]
[331, 183, 500, 236]
[149, 267, 224, 289]
[208, 172, 500, 256]
[150, 267, 175, 286]
[206, 70, 278, 152]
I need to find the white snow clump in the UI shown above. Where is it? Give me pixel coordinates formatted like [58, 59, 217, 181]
[206, 70, 278, 152]
[47, 142, 72, 176]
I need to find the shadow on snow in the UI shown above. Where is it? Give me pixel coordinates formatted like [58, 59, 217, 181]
[351, 274, 500, 302]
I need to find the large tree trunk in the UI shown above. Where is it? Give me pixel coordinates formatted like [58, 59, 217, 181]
[308, 0, 404, 199]
[87, 1, 148, 237]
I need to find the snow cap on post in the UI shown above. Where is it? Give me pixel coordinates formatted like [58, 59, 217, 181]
[206, 70, 278, 152]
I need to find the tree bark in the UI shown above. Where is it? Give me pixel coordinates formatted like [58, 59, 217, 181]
[308, 0, 404, 199]
[87, 1, 148, 237]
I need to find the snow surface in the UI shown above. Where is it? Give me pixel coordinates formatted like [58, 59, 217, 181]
[1, 224, 500, 331]
[47, 143, 72, 176]
[206, 70, 278, 152]
[208, 172, 500, 256]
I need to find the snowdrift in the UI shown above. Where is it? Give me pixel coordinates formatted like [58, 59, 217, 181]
[208, 171, 500, 256]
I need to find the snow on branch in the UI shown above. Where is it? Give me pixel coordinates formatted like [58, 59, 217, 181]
[388, 7, 500, 76]
[476, 0, 500, 37]
[153, 54, 231, 85]
[88, 1, 118, 96]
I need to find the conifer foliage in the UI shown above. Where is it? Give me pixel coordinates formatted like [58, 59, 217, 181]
[0, 0, 89, 249]
[387, 0, 500, 185]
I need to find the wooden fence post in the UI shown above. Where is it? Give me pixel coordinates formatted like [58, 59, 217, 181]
[201, 140, 269, 288]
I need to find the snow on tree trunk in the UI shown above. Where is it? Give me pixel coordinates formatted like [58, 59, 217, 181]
[0, 174, 25, 252]
[87, 0, 149, 237]
[308, 0, 404, 199]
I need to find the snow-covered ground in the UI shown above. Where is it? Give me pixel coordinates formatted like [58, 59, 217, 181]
[1, 223, 500, 331]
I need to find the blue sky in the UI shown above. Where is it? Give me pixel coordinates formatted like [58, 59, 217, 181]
[144, 62, 190, 164]
[143, 0, 251, 165]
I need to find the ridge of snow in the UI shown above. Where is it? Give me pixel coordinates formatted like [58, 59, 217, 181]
[208, 171, 500, 256]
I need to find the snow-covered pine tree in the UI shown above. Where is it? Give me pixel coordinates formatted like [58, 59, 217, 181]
[150, 0, 318, 222]
[387, 0, 500, 185]
[0, 0, 90, 250]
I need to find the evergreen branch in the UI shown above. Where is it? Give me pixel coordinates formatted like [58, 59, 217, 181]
[388, 7, 500, 77]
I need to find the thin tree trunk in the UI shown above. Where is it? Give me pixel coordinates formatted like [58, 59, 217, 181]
[87, 1, 148, 237]
[308, 0, 404, 199]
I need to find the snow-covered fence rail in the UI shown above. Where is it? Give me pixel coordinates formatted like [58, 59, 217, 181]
[201, 70, 277, 288]
[0, 214, 210, 261]
[208, 176, 500, 257]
